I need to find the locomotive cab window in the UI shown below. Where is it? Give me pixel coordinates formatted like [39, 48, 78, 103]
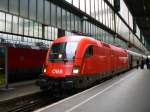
[49, 42, 78, 62]
[85, 46, 93, 57]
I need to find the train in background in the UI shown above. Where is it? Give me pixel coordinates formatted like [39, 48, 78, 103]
[37, 36, 146, 90]
[0, 38, 48, 83]
[127, 50, 146, 68]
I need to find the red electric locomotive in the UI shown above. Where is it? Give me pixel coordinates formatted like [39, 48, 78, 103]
[37, 36, 129, 90]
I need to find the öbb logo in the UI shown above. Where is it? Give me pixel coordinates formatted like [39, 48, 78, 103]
[52, 69, 63, 74]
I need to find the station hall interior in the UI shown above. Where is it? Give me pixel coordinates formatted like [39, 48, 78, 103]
[0, 0, 150, 112]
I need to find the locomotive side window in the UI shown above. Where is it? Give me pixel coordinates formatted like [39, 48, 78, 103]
[85, 46, 93, 57]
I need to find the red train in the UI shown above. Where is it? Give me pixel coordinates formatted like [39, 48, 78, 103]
[37, 36, 144, 90]
[0, 42, 47, 83]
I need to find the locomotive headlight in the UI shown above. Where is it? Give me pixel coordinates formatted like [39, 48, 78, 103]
[43, 68, 47, 73]
[73, 66, 80, 74]
[58, 54, 62, 59]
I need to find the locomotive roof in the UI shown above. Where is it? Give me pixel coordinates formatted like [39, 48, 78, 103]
[53, 36, 86, 43]
[53, 36, 127, 53]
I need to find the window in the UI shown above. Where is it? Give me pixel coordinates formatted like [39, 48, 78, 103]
[0, 12, 5, 31]
[66, 11, 71, 30]
[37, 0, 43, 22]
[13, 16, 18, 34]
[49, 42, 78, 62]
[19, 17, 23, 35]
[6, 14, 12, 33]
[24, 19, 29, 36]
[44, 26, 48, 39]
[91, 0, 95, 18]
[39, 24, 42, 38]
[34, 22, 39, 37]
[80, 0, 85, 12]
[62, 9, 66, 30]
[85, 46, 93, 57]
[29, 20, 34, 36]
[44, 0, 50, 25]
[99, 0, 102, 23]
[51, 3, 57, 27]
[20, 0, 28, 18]
[95, 0, 99, 20]
[65, 0, 72, 4]
[71, 13, 75, 31]
[57, 6, 62, 28]
[73, 0, 79, 8]
[9, 0, 19, 15]
[29, 0, 36, 20]
[86, 0, 90, 15]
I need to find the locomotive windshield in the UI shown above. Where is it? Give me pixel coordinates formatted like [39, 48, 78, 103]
[49, 42, 78, 62]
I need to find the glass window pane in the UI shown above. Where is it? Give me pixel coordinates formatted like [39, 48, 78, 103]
[51, 3, 57, 27]
[0, 12, 5, 31]
[102, 0, 105, 25]
[48, 27, 52, 40]
[29, 20, 34, 36]
[20, 0, 28, 18]
[104, 2, 107, 26]
[73, 0, 79, 8]
[74, 16, 78, 31]
[91, 0, 95, 18]
[12, 16, 18, 34]
[19, 17, 23, 35]
[34, 22, 39, 37]
[67, 11, 71, 31]
[99, 0, 102, 23]
[86, 22, 90, 34]
[83, 21, 86, 33]
[65, 0, 72, 4]
[9, 0, 19, 15]
[62, 9, 66, 30]
[24, 19, 29, 36]
[119, 0, 128, 24]
[44, 26, 48, 39]
[105, 4, 108, 27]
[57, 6, 61, 28]
[86, 0, 90, 15]
[51, 27, 54, 40]
[80, 0, 85, 12]
[37, 0, 43, 22]
[7, 34, 12, 42]
[29, 0, 36, 20]
[6, 14, 12, 33]
[39, 24, 42, 38]
[0, 0, 8, 12]
[77, 17, 81, 32]
[54, 28, 58, 40]
[45, 0, 50, 25]
[71, 13, 75, 31]
[95, 0, 99, 20]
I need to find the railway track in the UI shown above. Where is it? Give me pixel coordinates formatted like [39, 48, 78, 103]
[0, 91, 61, 112]
[0, 74, 116, 112]
[0, 89, 78, 112]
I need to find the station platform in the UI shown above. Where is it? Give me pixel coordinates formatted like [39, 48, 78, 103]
[35, 69, 150, 112]
[0, 80, 41, 102]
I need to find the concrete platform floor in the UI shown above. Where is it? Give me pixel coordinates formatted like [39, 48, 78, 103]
[35, 69, 150, 112]
[0, 80, 41, 102]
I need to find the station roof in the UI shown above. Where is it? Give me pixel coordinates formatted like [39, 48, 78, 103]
[124, 0, 150, 47]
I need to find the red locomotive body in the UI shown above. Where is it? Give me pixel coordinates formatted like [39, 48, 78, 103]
[37, 36, 129, 90]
